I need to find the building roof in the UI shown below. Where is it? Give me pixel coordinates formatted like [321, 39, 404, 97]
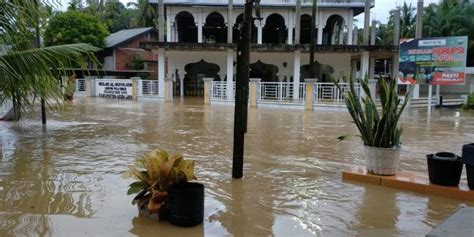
[105, 27, 154, 48]
[151, 0, 374, 8]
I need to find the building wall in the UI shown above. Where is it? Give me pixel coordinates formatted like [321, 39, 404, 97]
[113, 33, 158, 79]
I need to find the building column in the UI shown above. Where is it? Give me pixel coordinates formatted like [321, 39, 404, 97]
[351, 60, 358, 81]
[368, 79, 377, 100]
[339, 26, 344, 45]
[180, 77, 184, 97]
[257, 21, 263, 44]
[305, 79, 317, 111]
[131, 77, 139, 100]
[249, 78, 260, 107]
[293, 50, 301, 99]
[287, 11, 293, 45]
[353, 26, 358, 45]
[360, 51, 370, 98]
[370, 20, 376, 45]
[158, 48, 165, 97]
[347, 10, 353, 45]
[164, 77, 174, 102]
[166, 16, 172, 42]
[197, 9, 203, 43]
[227, 0, 233, 43]
[226, 49, 234, 100]
[317, 26, 323, 45]
[369, 58, 375, 80]
[363, 0, 370, 45]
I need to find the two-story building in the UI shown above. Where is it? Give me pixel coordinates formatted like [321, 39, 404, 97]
[141, 0, 397, 100]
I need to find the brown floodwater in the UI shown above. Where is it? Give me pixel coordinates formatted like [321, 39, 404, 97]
[0, 97, 473, 236]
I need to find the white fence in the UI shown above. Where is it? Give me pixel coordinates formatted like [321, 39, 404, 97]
[259, 82, 305, 103]
[315, 82, 360, 104]
[210, 81, 235, 101]
[138, 80, 159, 97]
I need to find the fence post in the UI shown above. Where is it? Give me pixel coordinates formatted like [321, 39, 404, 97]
[85, 76, 95, 97]
[164, 77, 174, 102]
[250, 78, 261, 107]
[203, 78, 213, 104]
[131, 77, 140, 100]
[304, 79, 317, 111]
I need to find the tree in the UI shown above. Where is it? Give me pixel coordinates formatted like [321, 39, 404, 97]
[43, 10, 109, 48]
[127, 0, 157, 28]
[1, 0, 99, 120]
[102, 1, 134, 32]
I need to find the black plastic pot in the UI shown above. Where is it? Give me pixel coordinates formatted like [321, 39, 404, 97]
[462, 143, 474, 189]
[168, 182, 204, 227]
[427, 152, 463, 186]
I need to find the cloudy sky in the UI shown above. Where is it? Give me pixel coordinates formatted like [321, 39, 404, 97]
[60, 0, 441, 25]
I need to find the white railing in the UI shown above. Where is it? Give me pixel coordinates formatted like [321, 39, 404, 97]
[210, 81, 235, 100]
[315, 82, 360, 104]
[259, 82, 305, 103]
[140, 80, 159, 97]
[76, 79, 86, 93]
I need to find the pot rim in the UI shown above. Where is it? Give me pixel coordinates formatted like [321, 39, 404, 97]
[363, 145, 402, 150]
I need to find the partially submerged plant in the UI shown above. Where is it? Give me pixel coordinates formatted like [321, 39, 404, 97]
[462, 93, 474, 110]
[333, 74, 410, 148]
[126, 149, 196, 214]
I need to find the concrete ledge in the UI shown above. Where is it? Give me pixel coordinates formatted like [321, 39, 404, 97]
[343, 166, 474, 201]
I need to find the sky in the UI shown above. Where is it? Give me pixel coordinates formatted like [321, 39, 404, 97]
[59, 0, 441, 25]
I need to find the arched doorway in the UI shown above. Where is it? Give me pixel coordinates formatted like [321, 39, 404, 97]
[233, 13, 257, 43]
[300, 14, 312, 44]
[324, 15, 344, 45]
[176, 11, 197, 42]
[204, 12, 227, 43]
[183, 60, 220, 96]
[262, 14, 287, 44]
[250, 60, 279, 82]
[300, 61, 334, 83]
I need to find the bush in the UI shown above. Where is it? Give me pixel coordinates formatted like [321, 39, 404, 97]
[463, 93, 474, 110]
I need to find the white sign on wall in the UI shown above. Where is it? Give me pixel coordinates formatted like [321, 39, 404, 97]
[96, 79, 133, 100]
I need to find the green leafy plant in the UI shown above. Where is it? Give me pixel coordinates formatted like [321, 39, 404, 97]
[126, 149, 196, 214]
[333, 75, 410, 148]
[462, 93, 474, 110]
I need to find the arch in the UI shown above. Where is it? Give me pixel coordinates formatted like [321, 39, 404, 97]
[183, 60, 220, 96]
[300, 14, 312, 44]
[300, 61, 334, 83]
[323, 14, 345, 45]
[176, 11, 197, 43]
[250, 60, 279, 82]
[204, 12, 227, 43]
[262, 13, 287, 44]
[233, 13, 257, 43]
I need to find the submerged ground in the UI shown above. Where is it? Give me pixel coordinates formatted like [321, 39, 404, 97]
[0, 97, 473, 236]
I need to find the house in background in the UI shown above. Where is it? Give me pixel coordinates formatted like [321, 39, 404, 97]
[99, 27, 159, 79]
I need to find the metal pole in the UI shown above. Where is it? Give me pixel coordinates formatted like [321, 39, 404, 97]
[232, 0, 252, 179]
[309, 0, 317, 78]
[35, 0, 46, 125]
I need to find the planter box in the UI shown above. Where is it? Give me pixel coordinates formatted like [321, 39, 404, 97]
[427, 153, 463, 186]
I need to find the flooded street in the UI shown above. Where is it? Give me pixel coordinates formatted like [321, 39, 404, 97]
[1, 97, 473, 236]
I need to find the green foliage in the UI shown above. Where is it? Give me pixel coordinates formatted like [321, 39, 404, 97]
[126, 149, 196, 214]
[463, 93, 474, 110]
[44, 11, 108, 47]
[126, 54, 144, 71]
[0, 0, 100, 120]
[333, 75, 410, 148]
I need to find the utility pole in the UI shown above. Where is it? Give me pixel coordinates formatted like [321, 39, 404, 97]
[232, 0, 253, 179]
[35, 0, 46, 125]
[309, 0, 317, 78]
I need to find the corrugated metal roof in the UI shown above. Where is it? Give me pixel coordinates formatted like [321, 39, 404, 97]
[105, 27, 154, 48]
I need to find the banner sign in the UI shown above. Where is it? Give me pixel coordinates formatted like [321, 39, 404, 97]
[398, 36, 468, 85]
[96, 79, 133, 99]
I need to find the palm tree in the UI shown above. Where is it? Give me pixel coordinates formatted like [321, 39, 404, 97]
[399, 2, 416, 39]
[0, 0, 99, 120]
[127, 0, 157, 28]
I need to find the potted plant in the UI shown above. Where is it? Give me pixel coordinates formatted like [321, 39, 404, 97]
[126, 149, 203, 226]
[334, 75, 410, 176]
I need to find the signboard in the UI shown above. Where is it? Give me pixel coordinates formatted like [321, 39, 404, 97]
[398, 36, 468, 85]
[96, 79, 133, 99]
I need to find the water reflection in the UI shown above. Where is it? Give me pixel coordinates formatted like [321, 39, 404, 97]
[0, 98, 473, 236]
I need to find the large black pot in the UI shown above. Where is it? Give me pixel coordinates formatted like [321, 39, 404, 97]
[462, 143, 474, 189]
[168, 182, 204, 227]
[427, 152, 463, 186]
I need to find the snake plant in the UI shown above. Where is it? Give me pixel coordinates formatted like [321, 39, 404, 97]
[334, 75, 410, 148]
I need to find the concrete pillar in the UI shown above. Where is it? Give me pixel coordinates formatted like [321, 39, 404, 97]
[166, 15, 171, 42]
[257, 22, 263, 44]
[287, 21, 293, 45]
[339, 25, 344, 45]
[353, 26, 358, 45]
[85, 76, 95, 97]
[393, 9, 400, 46]
[293, 50, 301, 99]
[226, 49, 234, 100]
[360, 51, 370, 98]
[227, 0, 233, 43]
[203, 78, 213, 104]
[180, 77, 184, 97]
[294, 0, 301, 44]
[164, 77, 174, 102]
[369, 58, 375, 80]
[158, 0, 165, 42]
[61, 76, 68, 95]
[158, 48, 165, 97]
[305, 79, 317, 111]
[415, 0, 424, 39]
[131, 77, 139, 100]
[363, 0, 370, 45]
[249, 78, 261, 107]
[351, 60, 358, 81]
[317, 26, 323, 45]
[370, 20, 376, 45]
[197, 9, 203, 43]
[347, 10, 353, 45]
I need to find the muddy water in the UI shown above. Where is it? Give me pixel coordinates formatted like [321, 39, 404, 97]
[0, 97, 473, 236]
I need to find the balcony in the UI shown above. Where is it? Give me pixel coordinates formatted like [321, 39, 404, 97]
[150, 0, 375, 8]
